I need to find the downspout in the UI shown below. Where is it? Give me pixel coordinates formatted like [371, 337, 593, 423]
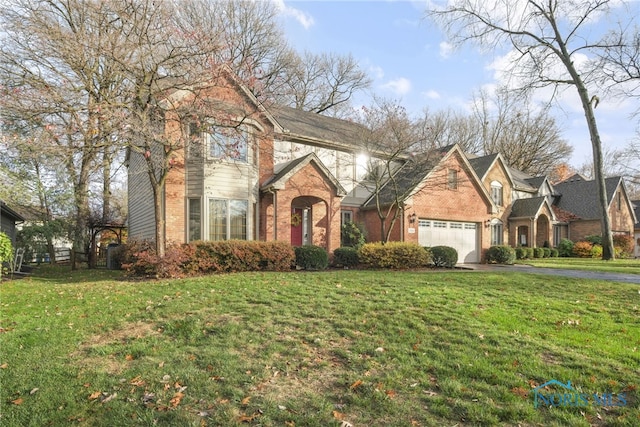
[400, 205, 405, 242]
[273, 190, 277, 241]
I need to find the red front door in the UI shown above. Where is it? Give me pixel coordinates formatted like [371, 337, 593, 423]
[291, 208, 304, 246]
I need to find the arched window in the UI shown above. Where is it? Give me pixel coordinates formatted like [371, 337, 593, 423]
[490, 181, 503, 206]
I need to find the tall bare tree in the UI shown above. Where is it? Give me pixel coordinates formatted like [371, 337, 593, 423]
[275, 51, 372, 117]
[428, 0, 626, 259]
[471, 88, 573, 176]
[356, 98, 448, 243]
[0, 0, 130, 261]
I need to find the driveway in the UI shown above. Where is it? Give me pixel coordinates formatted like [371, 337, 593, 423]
[462, 264, 640, 284]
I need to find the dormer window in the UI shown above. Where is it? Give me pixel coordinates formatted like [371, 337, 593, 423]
[491, 181, 503, 206]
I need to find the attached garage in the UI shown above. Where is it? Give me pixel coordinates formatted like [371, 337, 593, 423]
[418, 219, 480, 263]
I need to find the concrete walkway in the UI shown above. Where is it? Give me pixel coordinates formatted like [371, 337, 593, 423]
[460, 264, 640, 284]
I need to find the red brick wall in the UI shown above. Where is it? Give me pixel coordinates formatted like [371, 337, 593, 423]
[269, 162, 342, 252]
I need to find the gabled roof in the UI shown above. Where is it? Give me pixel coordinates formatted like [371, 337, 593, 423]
[508, 167, 539, 192]
[362, 144, 495, 211]
[467, 153, 499, 180]
[260, 152, 346, 196]
[0, 200, 25, 222]
[553, 176, 624, 220]
[510, 196, 556, 221]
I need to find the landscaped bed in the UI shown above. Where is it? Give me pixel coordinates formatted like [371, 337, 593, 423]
[1, 266, 638, 426]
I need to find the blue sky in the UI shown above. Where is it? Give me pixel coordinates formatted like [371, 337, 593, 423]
[275, 0, 639, 170]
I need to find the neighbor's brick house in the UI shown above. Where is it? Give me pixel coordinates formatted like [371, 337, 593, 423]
[127, 70, 637, 262]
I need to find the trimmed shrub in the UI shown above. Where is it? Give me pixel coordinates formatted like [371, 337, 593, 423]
[430, 246, 458, 268]
[486, 245, 515, 265]
[591, 244, 603, 258]
[550, 248, 559, 257]
[584, 235, 602, 246]
[123, 240, 295, 278]
[359, 242, 431, 269]
[558, 239, 574, 257]
[333, 247, 360, 268]
[295, 245, 329, 270]
[572, 241, 594, 258]
[533, 247, 544, 258]
[613, 234, 634, 258]
[542, 247, 551, 258]
[515, 247, 528, 260]
[525, 247, 534, 259]
[341, 221, 366, 249]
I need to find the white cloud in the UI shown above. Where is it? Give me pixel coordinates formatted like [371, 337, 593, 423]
[273, 0, 315, 29]
[381, 77, 412, 95]
[439, 41, 454, 59]
[368, 64, 385, 80]
[423, 90, 441, 100]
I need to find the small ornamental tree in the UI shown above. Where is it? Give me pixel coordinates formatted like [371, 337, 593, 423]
[0, 232, 14, 278]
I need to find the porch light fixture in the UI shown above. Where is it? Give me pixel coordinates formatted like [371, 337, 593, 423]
[408, 213, 417, 224]
[485, 219, 491, 228]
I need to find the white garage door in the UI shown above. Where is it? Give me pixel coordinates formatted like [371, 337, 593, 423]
[418, 219, 479, 263]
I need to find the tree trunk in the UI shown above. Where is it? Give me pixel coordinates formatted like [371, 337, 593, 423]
[151, 181, 166, 258]
[570, 76, 615, 259]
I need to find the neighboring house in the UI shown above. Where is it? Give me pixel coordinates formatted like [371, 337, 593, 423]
[552, 174, 637, 245]
[127, 70, 637, 262]
[0, 200, 25, 247]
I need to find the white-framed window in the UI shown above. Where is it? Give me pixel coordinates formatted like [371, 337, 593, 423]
[433, 221, 447, 228]
[188, 198, 202, 242]
[341, 210, 352, 226]
[490, 220, 503, 245]
[208, 125, 249, 163]
[491, 181, 503, 206]
[209, 199, 248, 241]
[450, 222, 463, 229]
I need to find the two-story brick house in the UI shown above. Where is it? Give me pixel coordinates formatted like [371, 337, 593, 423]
[127, 71, 637, 262]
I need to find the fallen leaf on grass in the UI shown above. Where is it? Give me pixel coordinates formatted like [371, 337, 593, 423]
[100, 393, 117, 403]
[30, 388, 39, 395]
[349, 380, 363, 390]
[238, 412, 260, 422]
[332, 410, 346, 420]
[169, 392, 184, 407]
[241, 396, 251, 405]
[385, 389, 396, 399]
[511, 387, 529, 399]
[88, 391, 102, 400]
[11, 398, 24, 405]
[129, 376, 145, 387]
[1, 363, 8, 369]
[125, 354, 134, 361]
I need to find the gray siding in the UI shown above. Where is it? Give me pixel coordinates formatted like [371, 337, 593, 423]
[127, 149, 157, 242]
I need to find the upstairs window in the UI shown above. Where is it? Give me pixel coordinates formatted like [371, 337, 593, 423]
[208, 125, 249, 163]
[448, 169, 458, 190]
[491, 181, 503, 206]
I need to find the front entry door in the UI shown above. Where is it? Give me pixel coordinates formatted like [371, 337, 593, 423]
[291, 208, 304, 246]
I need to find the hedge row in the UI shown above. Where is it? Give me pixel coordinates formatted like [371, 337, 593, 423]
[122, 240, 295, 278]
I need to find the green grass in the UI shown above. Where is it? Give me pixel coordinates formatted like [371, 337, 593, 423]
[519, 257, 640, 274]
[1, 266, 639, 426]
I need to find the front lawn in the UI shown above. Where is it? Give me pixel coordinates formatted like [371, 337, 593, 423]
[1, 267, 638, 426]
[519, 257, 640, 274]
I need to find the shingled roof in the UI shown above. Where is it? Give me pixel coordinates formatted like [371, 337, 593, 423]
[510, 196, 553, 219]
[467, 153, 499, 180]
[271, 106, 368, 150]
[553, 176, 623, 220]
